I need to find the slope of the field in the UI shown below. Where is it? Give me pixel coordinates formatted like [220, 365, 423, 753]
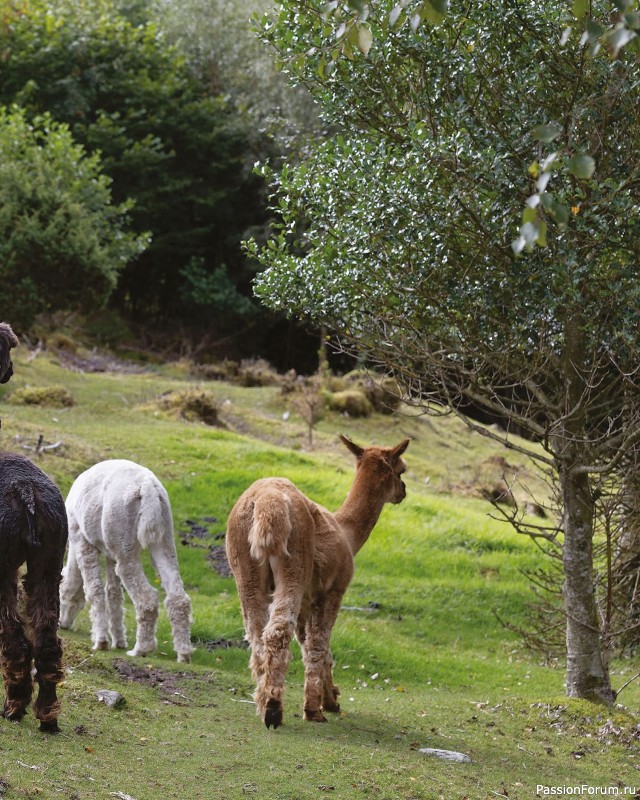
[0, 347, 638, 800]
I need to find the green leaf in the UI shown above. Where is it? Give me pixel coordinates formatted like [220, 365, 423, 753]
[540, 151, 559, 171]
[420, 0, 446, 25]
[567, 155, 596, 179]
[522, 206, 538, 224]
[521, 221, 538, 245]
[511, 236, 526, 256]
[357, 25, 374, 55]
[389, 5, 404, 27]
[540, 193, 555, 211]
[553, 204, 570, 225]
[536, 220, 548, 247]
[410, 12, 422, 31]
[572, 0, 589, 19]
[585, 20, 606, 41]
[531, 123, 562, 143]
[347, 0, 367, 13]
[431, 0, 449, 13]
[605, 26, 637, 57]
[625, 12, 640, 29]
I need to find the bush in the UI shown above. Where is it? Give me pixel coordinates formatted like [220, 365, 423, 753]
[327, 389, 372, 418]
[44, 333, 78, 353]
[343, 371, 402, 414]
[155, 389, 221, 426]
[8, 385, 75, 407]
[191, 360, 240, 382]
[0, 106, 147, 329]
[237, 359, 281, 387]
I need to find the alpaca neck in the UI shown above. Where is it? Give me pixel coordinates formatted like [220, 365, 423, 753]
[334, 469, 386, 555]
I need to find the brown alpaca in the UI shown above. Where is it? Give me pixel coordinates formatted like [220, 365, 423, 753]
[0, 452, 68, 733]
[226, 435, 409, 729]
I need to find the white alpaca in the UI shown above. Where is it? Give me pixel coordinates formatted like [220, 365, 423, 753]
[59, 460, 194, 663]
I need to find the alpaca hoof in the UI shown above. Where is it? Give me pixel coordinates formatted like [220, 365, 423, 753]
[264, 699, 282, 729]
[2, 705, 26, 722]
[304, 708, 328, 723]
[323, 686, 341, 713]
[113, 640, 127, 650]
[39, 719, 60, 734]
[94, 641, 109, 651]
[126, 647, 147, 657]
[177, 652, 192, 664]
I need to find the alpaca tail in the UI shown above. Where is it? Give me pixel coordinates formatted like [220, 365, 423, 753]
[136, 476, 172, 549]
[9, 480, 40, 546]
[248, 492, 292, 563]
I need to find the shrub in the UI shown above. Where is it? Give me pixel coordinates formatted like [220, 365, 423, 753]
[45, 333, 78, 353]
[343, 371, 402, 414]
[155, 389, 221, 426]
[237, 359, 280, 387]
[327, 389, 372, 418]
[8, 386, 75, 407]
[191, 360, 240, 382]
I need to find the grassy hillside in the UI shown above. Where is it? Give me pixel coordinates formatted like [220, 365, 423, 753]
[0, 347, 639, 799]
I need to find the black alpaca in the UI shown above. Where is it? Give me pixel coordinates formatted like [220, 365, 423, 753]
[0, 322, 19, 385]
[0, 453, 68, 732]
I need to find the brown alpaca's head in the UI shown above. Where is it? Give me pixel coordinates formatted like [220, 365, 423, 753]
[0, 322, 19, 384]
[340, 435, 410, 504]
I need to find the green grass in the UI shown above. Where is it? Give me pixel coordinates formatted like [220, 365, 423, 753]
[1, 349, 639, 799]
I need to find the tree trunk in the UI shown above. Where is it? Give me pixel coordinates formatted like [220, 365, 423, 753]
[559, 313, 614, 705]
[560, 461, 614, 704]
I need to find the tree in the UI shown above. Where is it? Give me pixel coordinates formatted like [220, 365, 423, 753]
[250, 0, 640, 704]
[0, 0, 264, 330]
[0, 106, 146, 329]
[151, 0, 322, 155]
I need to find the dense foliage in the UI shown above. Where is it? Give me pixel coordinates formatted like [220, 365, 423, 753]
[0, 106, 146, 329]
[152, 0, 322, 154]
[251, 0, 640, 702]
[0, 0, 265, 333]
[254, 0, 640, 359]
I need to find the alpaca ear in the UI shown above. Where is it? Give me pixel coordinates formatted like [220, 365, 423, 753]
[339, 434, 364, 459]
[390, 438, 411, 461]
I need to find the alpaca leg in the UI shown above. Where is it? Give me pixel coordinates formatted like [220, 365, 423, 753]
[74, 537, 109, 651]
[229, 558, 270, 695]
[321, 654, 341, 713]
[245, 591, 271, 694]
[149, 539, 193, 663]
[105, 558, 126, 649]
[0, 575, 33, 722]
[302, 591, 343, 722]
[256, 603, 296, 729]
[115, 559, 159, 657]
[255, 564, 304, 729]
[58, 540, 86, 629]
[22, 565, 64, 733]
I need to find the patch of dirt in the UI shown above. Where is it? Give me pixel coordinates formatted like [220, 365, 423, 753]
[57, 349, 148, 374]
[113, 659, 184, 693]
[177, 517, 232, 577]
[193, 637, 248, 651]
[208, 545, 233, 578]
[178, 516, 222, 546]
[111, 658, 233, 708]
